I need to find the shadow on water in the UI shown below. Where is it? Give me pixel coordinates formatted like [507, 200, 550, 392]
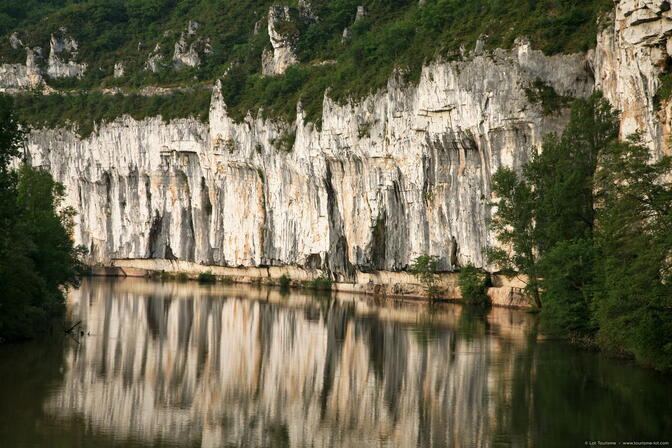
[0, 277, 670, 448]
[0, 336, 66, 447]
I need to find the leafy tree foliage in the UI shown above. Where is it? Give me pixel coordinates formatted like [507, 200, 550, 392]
[0, 95, 84, 342]
[487, 93, 672, 370]
[458, 264, 491, 306]
[410, 255, 441, 300]
[593, 135, 672, 369]
[486, 166, 542, 308]
[487, 93, 618, 311]
[12, 89, 212, 138]
[538, 238, 598, 335]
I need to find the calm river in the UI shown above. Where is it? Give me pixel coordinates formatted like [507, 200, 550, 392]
[0, 277, 670, 447]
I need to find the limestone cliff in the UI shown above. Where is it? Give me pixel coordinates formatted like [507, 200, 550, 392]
[25, 40, 591, 279]
[14, 1, 672, 280]
[595, 0, 672, 157]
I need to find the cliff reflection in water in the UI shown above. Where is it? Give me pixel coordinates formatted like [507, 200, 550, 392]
[40, 278, 671, 448]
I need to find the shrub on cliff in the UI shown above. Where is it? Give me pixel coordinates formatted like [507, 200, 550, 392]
[458, 264, 490, 306]
[197, 271, 216, 283]
[0, 95, 85, 342]
[279, 273, 291, 289]
[305, 274, 332, 291]
[410, 255, 442, 301]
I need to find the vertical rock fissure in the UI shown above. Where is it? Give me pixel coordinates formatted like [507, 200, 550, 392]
[324, 162, 355, 281]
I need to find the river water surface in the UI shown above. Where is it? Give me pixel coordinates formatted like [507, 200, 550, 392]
[0, 277, 670, 448]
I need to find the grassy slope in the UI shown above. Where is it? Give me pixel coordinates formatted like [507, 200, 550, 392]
[1, 0, 612, 135]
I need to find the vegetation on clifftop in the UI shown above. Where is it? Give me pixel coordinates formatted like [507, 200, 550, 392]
[0, 0, 612, 129]
[11, 89, 211, 138]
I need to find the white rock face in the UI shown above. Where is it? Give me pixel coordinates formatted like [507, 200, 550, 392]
[19, 1, 672, 278]
[113, 62, 125, 78]
[262, 5, 300, 76]
[595, 0, 672, 157]
[9, 32, 22, 49]
[355, 5, 367, 21]
[0, 47, 44, 91]
[172, 21, 211, 69]
[25, 42, 592, 278]
[145, 44, 164, 72]
[0, 29, 85, 90]
[46, 29, 87, 79]
[173, 37, 200, 69]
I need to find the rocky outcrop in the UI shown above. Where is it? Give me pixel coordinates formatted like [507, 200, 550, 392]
[46, 28, 87, 79]
[9, 32, 22, 49]
[114, 62, 125, 78]
[0, 29, 85, 90]
[25, 40, 591, 279]
[172, 21, 212, 69]
[262, 5, 300, 76]
[595, 0, 672, 157]
[0, 47, 44, 91]
[145, 44, 163, 72]
[355, 5, 367, 22]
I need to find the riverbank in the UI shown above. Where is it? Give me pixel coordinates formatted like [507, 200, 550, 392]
[88, 258, 531, 309]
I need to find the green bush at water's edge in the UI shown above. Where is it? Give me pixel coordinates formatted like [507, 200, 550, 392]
[304, 274, 332, 291]
[458, 264, 491, 306]
[279, 273, 291, 289]
[197, 271, 216, 283]
[410, 254, 442, 301]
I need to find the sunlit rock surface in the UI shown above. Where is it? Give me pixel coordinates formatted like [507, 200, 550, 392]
[595, 0, 672, 156]
[0, 29, 85, 90]
[25, 42, 592, 277]
[173, 21, 211, 70]
[19, 0, 671, 278]
[46, 28, 87, 79]
[261, 5, 301, 75]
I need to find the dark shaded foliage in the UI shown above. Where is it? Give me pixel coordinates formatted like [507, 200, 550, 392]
[0, 95, 84, 342]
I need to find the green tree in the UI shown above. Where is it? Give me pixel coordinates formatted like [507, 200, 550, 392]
[16, 165, 84, 292]
[530, 94, 618, 332]
[485, 166, 542, 308]
[0, 95, 84, 342]
[538, 238, 598, 335]
[593, 135, 672, 369]
[526, 94, 618, 251]
[486, 94, 618, 311]
[410, 255, 441, 300]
